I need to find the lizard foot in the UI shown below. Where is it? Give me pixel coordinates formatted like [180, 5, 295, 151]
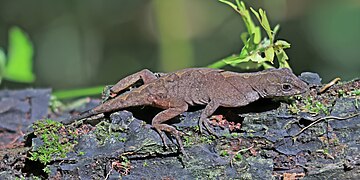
[153, 127, 169, 150]
[199, 118, 219, 138]
[152, 124, 187, 157]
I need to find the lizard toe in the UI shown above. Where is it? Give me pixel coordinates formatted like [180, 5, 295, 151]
[198, 120, 205, 134]
[202, 118, 219, 138]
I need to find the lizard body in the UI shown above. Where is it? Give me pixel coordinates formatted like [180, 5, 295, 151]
[62, 68, 308, 155]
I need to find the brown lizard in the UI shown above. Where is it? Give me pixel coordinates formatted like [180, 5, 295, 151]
[62, 68, 308, 155]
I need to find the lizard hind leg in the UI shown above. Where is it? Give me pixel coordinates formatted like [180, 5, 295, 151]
[151, 101, 188, 156]
[110, 69, 158, 96]
[199, 101, 220, 137]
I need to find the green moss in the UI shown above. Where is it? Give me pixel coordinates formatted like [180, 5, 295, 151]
[223, 132, 232, 138]
[29, 119, 78, 174]
[43, 166, 51, 175]
[338, 89, 346, 97]
[15, 177, 26, 180]
[219, 150, 229, 157]
[191, 166, 226, 179]
[234, 153, 243, 160]
[350, 89, 360, 96]
[289, 102, 300, 114]
[183, 136, 191, 147]
[231, 132, 240, 138]
[248, 133, 254, 138]
[338, 89, 360, 97]
[309, 100, 329, 115]
[290, 96, 330, 115]
[206, 168, 223, 179]
[32, 177, 41, 180]
[93, 121, 126, 145]
[183, 131, 215, 147]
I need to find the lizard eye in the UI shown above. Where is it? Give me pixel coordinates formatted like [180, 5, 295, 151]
[282, 83, 292, 91]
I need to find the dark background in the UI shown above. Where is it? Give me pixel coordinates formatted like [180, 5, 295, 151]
[0, 0, 359, 90]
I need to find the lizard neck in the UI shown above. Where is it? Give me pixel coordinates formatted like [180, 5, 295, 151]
[247, 74, 268, 98]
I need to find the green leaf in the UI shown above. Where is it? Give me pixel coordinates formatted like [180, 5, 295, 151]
[265, 47, 274, 63]
[275, 49, 290, 68]
[250, 7, 260, 22]
[239, 46, 249, 59]
[236, 1, 261, 44]
[222, 55, 246, 66]
[218, 0, 237, 10]
[275, 40, 291, 49]
[249, 53, 266, 63]
[240, 32, 249, 44]
[212, 1, 292, 70]
[234, 61, 262, 70]
[273, 24, 280, 37]
[244, 33, 257, 53]
[253, 26, 261, 44]
[250, 8, 273, 42]
[219, 0, 258, 46]
[4, 26, 35, 83]
[259, 9, 272, 40]
[223, 52, 267, 69]
[262, 62, 274, 69]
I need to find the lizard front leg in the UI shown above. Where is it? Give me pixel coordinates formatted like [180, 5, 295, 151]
[151, 99, 188, 156]
[199, 101, 220, 136]
[110, 69, 158, 97]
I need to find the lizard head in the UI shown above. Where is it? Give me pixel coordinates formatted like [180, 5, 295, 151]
[258, 68, 308, 98]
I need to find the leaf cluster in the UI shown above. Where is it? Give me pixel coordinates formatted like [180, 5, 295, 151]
[208, 0, 291, 70]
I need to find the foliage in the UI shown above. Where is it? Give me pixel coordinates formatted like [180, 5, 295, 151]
[208, 0, 291, 70]
[0, 26, 35, 84]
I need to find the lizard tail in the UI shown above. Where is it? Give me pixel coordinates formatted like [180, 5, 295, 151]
[61, 91, 149, 125]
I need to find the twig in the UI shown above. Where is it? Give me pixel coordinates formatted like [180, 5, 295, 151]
[105, 169, 112, 180]
[230, 145, 254, 167]
[319, 77, 341, 93]
[292, 113, 360, 139]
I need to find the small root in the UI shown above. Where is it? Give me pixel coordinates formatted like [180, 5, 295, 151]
[292, 113, 360, 140]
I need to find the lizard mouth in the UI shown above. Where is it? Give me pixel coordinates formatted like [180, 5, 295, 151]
[301, 88, 308, 94]
[296, 80, 309, 94]
[300, 84, 309, 94]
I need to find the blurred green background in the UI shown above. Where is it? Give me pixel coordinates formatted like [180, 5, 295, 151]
[0, 0, 359, 91]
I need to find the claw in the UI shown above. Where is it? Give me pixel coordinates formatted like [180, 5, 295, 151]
[174, 132, 187, 157]
[153, 125, 188, 156]
[199, 118, 219, 138]
[198, 119, 205, 134]
[154, 128, 169, 150]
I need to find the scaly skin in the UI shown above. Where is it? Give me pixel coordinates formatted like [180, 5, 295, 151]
[62, 68, 308, 155]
